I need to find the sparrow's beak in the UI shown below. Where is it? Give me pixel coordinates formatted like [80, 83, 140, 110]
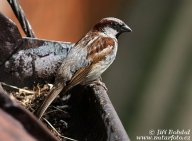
[121, 24, 132, 32]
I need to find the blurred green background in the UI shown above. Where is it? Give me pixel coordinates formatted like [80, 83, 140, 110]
[1, 0, 192, 140]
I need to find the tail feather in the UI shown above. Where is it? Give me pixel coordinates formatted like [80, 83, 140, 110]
[35, 83, 67, 119]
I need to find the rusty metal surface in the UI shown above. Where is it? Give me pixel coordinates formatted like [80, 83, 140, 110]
[0, 13, 21, 65]
[63, 85, 130, 141]
[92, 85, 130, 141]
[1, 37, 73, 87]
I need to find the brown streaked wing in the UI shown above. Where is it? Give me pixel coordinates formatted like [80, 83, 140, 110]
[67, 66, 92, 89]
[87, 37, 115, 63]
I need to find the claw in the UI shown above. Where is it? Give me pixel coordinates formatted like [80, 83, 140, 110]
[88, 79, 108, 91]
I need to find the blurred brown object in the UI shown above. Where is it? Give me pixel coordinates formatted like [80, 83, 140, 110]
[1, 0, 119, 42]
[0, 109, 35, 141]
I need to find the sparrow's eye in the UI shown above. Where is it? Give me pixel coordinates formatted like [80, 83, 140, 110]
[111, 22, 118, 28]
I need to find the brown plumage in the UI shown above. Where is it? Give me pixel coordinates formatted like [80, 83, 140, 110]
[35, 17, 132, 119]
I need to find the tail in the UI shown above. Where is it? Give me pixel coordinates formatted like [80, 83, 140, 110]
[35, 83, 69, 119]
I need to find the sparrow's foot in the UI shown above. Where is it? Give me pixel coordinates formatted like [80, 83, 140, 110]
[88, 79, 108, 91]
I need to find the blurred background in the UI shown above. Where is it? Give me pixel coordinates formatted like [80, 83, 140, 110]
[1, 0, 192, 140]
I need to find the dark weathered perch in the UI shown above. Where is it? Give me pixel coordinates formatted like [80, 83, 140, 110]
[92, 85, 129, 141]
[64, 84, 130, 141]
[0, 7, 130, 141]
[1, 37, 73, 87]
[0, 13, 22, 65]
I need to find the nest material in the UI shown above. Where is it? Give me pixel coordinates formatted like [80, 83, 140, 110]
[3, 83, 75, 141]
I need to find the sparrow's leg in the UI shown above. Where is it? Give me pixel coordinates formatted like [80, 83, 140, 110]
[88, 78, 108, 91]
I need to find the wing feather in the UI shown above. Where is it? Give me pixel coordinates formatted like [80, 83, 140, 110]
[87, 36, 115, 63]
[66, 36, 115, 87]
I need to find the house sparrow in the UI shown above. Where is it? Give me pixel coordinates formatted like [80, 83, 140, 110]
[35, 17, 131, 119]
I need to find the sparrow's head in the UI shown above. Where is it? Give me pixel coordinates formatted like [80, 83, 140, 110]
[93, 17, 132, 38]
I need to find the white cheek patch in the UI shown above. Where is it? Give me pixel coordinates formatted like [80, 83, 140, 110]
[103, 27, 118, 38]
